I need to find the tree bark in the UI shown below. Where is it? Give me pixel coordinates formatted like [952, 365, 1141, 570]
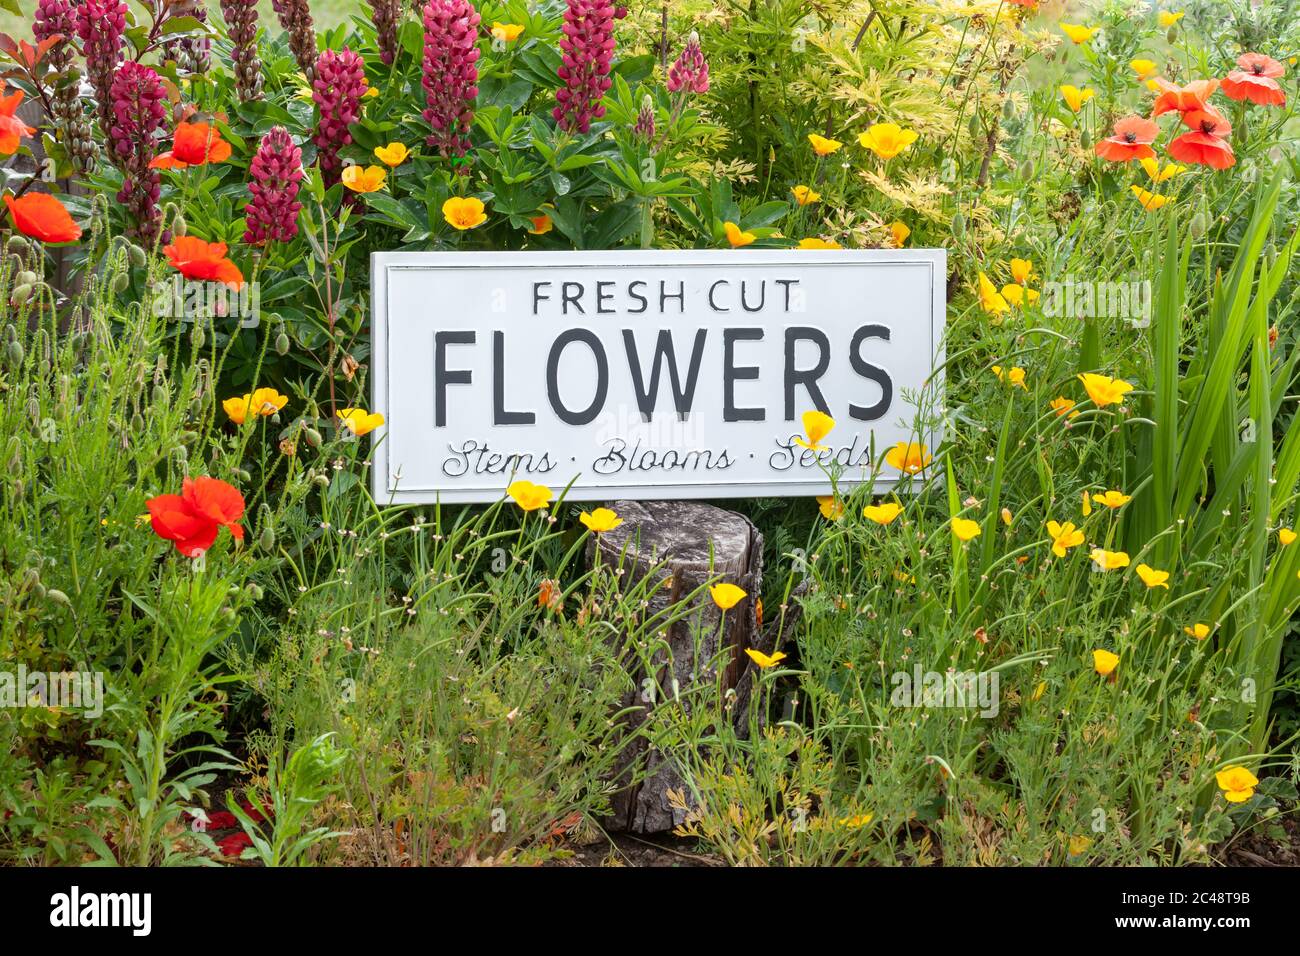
[588, 500, 762, 834]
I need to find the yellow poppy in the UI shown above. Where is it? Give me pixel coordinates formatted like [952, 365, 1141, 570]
[858, 122, 918, 160]
[890, 221, 910, 247]
[1214, 766, 1258, 803]
[992, 365, 1027, 389]
[1009, 258, 1034, 285]
[1158, 11, 1184, 28]
[373, 142, 410, 166]
[491, 22, 525, 42]
[341, 164, 387, 193]
[952, 517, 982, 542]
[710, 582, 747, 610]
[978, 272, 1009, 315]
[807, 133, 842, 156]
[506, 479, 553, 512]
[1092, 649, 1119, 676]
[1090, 548, 1130, 571]
[1078, 373, 1134, 407]
[1060, 23, 1099, 45]
[527, 212, 553, 235]
[1135, 563, 1170, 589]
[798, 237, 841, 249]
[337, 407, 385, 436]
[1050, 396, 1079, 420]
[1046, 520, 1084, 557]
[724, 221, 755, 248]
[1091, 490, 1132, 509]
[1139, 157, 1186, 182]
[1131, 185, 1170, 211]
[745, 647, 787, 669]
[1184, 622, 1210, 639]
[1130, 58, 1158, 79]
[817, 495, 845, 521]
[443, 196, 488, 230]
[886, 442, 931, 475]
[863, 501, 904, 525]
[579, 507, 622, 533]
[1279, 528, 1297, 545]
[1059, 85, 1095, 113]
[791, 185, 821, 205]
[794, 409, 835, 450]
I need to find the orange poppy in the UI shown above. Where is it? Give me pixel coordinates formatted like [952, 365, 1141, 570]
[0, 87, 35, 155]
[163, 236, 244, 289]
[1151, 77, 1219, 116]
[1169, 107, 1235, 169]
[4, 192, 82, 243]
[146, 476, 245, 556]
[1221, 53, 1286, 107]
[1094, 116, 1160, 162]
[150, 121, 233, 170]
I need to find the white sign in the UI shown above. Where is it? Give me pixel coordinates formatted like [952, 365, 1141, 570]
[370, 250, 945, 504]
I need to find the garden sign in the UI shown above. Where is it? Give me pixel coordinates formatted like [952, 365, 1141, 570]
[370, 250, 945, 503]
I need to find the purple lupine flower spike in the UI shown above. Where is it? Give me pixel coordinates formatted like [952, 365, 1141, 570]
[667, 31, 709, 95]
[311, 48, 366, 186]
[220, 0, 264, 101]
[244, 127, 304, 245]
[421, 0, 481, 160]
[369, 0, 403, 66]
[272, 0, 318, 79]
[108, 60, 168, 246]
[553, 0, 617, 134]
[35, 0, 97, 171]
[75, 0, 127, 132]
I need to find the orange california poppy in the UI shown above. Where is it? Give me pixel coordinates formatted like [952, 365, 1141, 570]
[1151, 77, 1219, 116]
[1169, 107, 1235, 169]
[0, 87, 36, 155]
[1221, 53, 1286, 107]
[4, 192, 82, 243]
[150, 120, 233, 169]
[163, 236, 244, 289]
[1094, 115, 1161, 162]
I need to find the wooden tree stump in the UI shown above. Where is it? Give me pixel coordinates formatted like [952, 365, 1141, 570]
[587, 499, 763, 834]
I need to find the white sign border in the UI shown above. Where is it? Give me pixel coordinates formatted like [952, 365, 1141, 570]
[370, 249, 946, 504]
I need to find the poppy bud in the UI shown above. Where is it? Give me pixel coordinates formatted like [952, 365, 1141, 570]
[5, 339, 22, 367]
[1021, 159, 1034, 181]
[1189, 211, 1208, 239]
[16, 270, 37, 286]
[112, 273, 129, 293]
[11, 283, 33, 305]
[275, 330, 290, 355]
[131, 412, 145, 433]
[181, 430, 199, 445]
[1166, 26, 1177, 44]
[172, 444, 188, 462]
[950, 212, 966, 239]
[246, 582, 263, 600]
[47, 588, 70, 606]
[6, 236, 29, 255]
[191, 323, 205, 348]
[304, 427, 322, 447]
[152, 383, 168, 405]
[258, 523, 275, 550]
[127, 243, 147, 268]
[235, 467, 251, 482]
[313, 474, 329, 487]
[22, 567, 40, 591]
[173, 214, 187, 237]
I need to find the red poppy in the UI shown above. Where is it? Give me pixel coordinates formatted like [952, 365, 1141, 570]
[1095, 115, 1161, 162]
[163, 236, 244, 289]
[150, 120, 233, 170]
[145, 476, 245, 557]
[239, 799, 270, 823]
[4, 192, 82, 243]
[1151, 78, 1219, 116]
[1169, 107, 1235, 169]
[217, 831, 253, 858]
[0, 87, 35, 155]
[1221, 53, 1286, 107]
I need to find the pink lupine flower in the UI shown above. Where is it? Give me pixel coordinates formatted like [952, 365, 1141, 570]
[108, 61, 168, 245]
[244, 126, 304, 245]
[75, 0, 127, 131]
[220, 0, 264, 101]
[35, 0, 96, 171]
[421, 0, 481, 159]
[272, 0, 318, 79]
[633, 94, 655, 144]
[667, 31, 709, 95]
[553, 0, 618, 133]
[369, 0, 402, 66]
[311, 48, 366, 186]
